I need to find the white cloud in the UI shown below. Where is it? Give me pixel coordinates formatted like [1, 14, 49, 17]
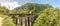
[0, 0, 15, 2]
[0, 2, 21, 10]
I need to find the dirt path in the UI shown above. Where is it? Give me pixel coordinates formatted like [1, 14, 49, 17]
[0, 17, 4, 26]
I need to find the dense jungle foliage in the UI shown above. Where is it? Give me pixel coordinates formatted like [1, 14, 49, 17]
[0, 3, 60, 26]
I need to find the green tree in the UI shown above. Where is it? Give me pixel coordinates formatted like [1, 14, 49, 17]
[33, 8, 60, 26]
[2, 17, 15, 26]
[0, 6, 9, 14]
[14, 3, 53, 14]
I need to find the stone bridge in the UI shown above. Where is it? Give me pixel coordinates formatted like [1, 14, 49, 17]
[4, 14, 37, 26]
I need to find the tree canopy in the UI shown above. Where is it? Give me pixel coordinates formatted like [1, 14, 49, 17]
[0, 3, 60, 26]
[14, 3, 53, 14]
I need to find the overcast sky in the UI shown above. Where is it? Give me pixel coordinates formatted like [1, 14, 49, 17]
[0, 0, 60, 10]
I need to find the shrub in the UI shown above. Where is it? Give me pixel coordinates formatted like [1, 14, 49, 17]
[2, 17, 15, 26]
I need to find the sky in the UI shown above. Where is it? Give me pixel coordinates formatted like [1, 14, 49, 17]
[0, 0, 60, 10]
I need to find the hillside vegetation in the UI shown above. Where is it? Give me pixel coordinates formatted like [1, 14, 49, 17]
[0, 3, 60, 26]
